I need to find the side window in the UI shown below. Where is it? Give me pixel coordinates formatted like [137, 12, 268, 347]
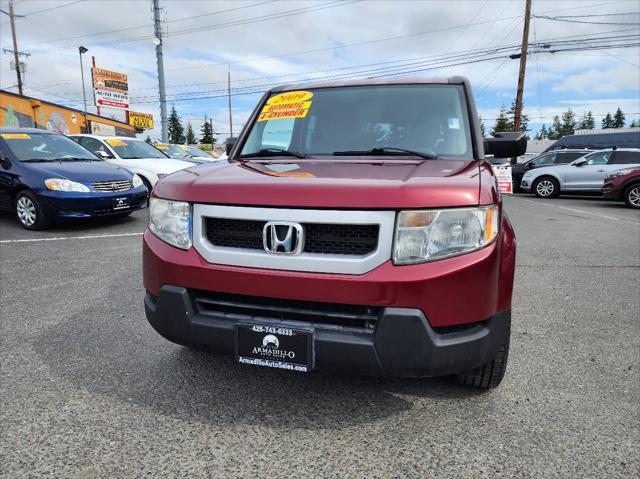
[585, 152, 611, 165]
[611, 151, 640, 164]
[82, 138, 113, 158]
[531, 154, 555, 166]
[555, 152, 584, 164]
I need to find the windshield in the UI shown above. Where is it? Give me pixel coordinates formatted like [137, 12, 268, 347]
[2, 132, 100, 162]
[184, 146, 208, 157]
[239, 85, 473, 159]
[106, 138, 168, 159]
[155, 144, 189, 159]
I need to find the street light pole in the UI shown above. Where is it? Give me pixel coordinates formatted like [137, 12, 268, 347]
[79, 46, 89, 133]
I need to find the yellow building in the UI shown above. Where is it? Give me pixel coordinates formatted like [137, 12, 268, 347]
[0, 89, 143, 137]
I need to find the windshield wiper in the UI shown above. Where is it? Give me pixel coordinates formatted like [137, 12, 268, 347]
[60, 157, 101, 162]
[238, 148, 308, 160]
[20, 158, 53, 162]
[333, 147, 438, 160]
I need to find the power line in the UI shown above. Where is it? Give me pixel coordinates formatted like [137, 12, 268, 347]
[20, 0, 277, 47]
[28, 0, 362, 53]
[0, 0, 84, 26]
[533, 15, 640, 26]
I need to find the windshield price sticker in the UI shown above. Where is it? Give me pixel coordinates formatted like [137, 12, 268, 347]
[156, 145, 169, 150]
[0, 133, 30, 139]
[106, 139, 128, 147]
[258, 90, 313, 122]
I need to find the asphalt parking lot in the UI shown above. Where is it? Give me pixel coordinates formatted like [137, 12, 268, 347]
[1, 195, 638, 478]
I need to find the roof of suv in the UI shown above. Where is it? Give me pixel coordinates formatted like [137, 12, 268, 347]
[268, 76, 457, 93]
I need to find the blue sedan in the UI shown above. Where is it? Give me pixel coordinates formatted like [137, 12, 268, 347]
[0, 128, 148, 230]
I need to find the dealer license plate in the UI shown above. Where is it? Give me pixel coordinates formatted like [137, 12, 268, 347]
[236, 324, 313, 373]
[112, 197, 130, 210]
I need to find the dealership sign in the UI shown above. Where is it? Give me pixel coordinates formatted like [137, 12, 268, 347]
[128, 111, 153, 129]
[92, 67, 129, 110]
[493, 165, 513, 194]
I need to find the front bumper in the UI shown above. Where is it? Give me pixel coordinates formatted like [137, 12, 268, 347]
[145, 285, 511, 377]
[40, 187, 148, 219]
[520, 178, 532, 192]
[601, 182, 620, 199]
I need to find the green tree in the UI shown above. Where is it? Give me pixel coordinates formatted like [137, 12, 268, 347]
[630, 119, 639, 128]
[186, 122, 197, 144]
[144, 135, 152, 144]
[491, 105, 512, 135]
[578, 111, 595, 130]
[168, 106, 185, 144]
[548, 115, 562, 140]
[613, 108, 626, 128]
[559, 108, 576, 136]
[200, 115, 215, 144]
[535, 124, 548, 140]
[479, 116, 486, 136]
[602, 113, 614, 129]
[508, 99, 529, 132]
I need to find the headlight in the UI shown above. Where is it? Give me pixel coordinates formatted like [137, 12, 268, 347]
[132, 174, 144, 188]
[149, 198, 191, 249]
[605, 168, 632, 180]
[44, 178, 90, 192]
[393, 206, 498, 264]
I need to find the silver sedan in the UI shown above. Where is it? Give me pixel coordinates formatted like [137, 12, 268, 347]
[520, 148, 640, 198]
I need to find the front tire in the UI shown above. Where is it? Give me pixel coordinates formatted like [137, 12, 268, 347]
[456, 321, 510, 389]
[624, 183, 640, 209]
[533, 176, 560, 198]
[15, 190, 50, 230]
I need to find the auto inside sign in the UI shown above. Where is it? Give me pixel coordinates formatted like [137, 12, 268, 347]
[92, 67, 129, 110]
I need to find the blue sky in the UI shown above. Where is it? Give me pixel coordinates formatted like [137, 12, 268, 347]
[1, 0, 638, 140]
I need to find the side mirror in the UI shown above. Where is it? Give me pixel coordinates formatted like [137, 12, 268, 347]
[0, 151, 11, 169]
[95, 150, 111, 159]
[483, 132, 527, 159]
[525, 162, 534, 169]
[225, 137, 238, 155]
[573, 160, 587, 167]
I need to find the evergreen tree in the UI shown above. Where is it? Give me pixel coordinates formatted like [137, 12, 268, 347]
[630, 119, 639, 128]
[200, 115, 215, 144]
[578, 111, 595, 130]
[559, 108, 576, 137]
[479, 116, 486, 136]
[602, 113, 614, 129]
[491, 105, 512, 135]
[613, 108, 626, 128]
[548, 115, 562, 140]
[535, 124, 548, 140]
[508, 99, 529, 132]
[186, 123, 197, 144]
[168, 106, 185, 144]
[145, 135, 152, 144]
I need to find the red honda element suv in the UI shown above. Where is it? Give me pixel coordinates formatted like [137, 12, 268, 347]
[143, 77, 526, 389]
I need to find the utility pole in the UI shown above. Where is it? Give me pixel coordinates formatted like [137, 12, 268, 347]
[511, 0, 532, 164]
[79, 47, 89, 132]
[6, 0, 24, 95]
[153, 0, 168, 142]
[227, 65, 233, 138]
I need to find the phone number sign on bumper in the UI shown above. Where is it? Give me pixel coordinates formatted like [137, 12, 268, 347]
[236, 324, 313, 372]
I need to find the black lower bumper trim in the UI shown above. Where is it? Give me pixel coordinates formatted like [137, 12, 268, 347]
[145, 286, 511, 377]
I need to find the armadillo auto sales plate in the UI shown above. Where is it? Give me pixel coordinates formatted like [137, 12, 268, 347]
[236, 324, 313, 372]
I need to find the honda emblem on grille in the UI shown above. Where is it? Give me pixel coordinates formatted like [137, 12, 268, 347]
[263, 221, 304, 255]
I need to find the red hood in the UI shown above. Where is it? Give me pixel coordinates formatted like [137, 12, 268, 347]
[153, 158, 483, 209]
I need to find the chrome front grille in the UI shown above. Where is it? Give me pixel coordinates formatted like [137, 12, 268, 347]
[92, 180, 132, 192]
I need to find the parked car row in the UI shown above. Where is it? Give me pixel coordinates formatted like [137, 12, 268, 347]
[516, 148, 640, 208]
[0, 128, 203, 229]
